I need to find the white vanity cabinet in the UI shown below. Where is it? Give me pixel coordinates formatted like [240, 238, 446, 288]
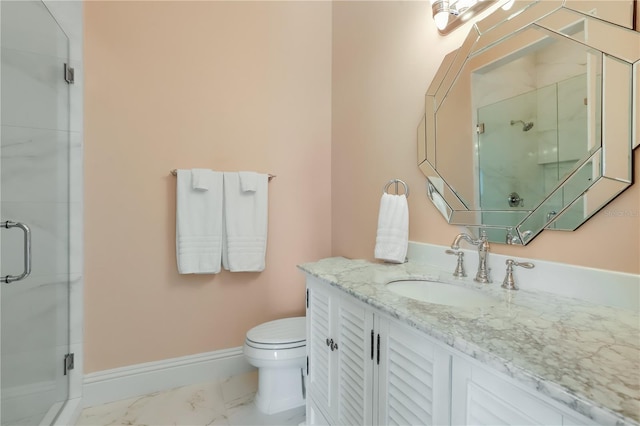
[305, 275, 598, 426]
[306, 276, 450, 426]
[451, 355, 595, 426]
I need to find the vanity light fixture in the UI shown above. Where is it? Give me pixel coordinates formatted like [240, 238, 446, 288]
[430, 0, 498, 34]
[431, 0, 451, 31]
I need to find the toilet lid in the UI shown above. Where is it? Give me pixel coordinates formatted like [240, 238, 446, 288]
[246, 316, 306, 346]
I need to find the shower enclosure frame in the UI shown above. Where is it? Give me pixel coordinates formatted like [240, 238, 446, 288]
[0, 1, 83, 424]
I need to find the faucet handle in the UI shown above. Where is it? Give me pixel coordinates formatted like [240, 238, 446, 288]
[501, 259, 535, 290]
[445, 249, 466, 277]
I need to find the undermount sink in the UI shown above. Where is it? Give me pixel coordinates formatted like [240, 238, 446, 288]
[386, 280, 497, 308]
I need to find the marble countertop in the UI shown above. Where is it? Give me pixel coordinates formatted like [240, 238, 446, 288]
[298, 257, 640, 426]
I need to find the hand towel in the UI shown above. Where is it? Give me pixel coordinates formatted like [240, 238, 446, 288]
[239, 171, 258, 192]
[374, 193, 409, 263]
[176, 169, 223, 274]
[222, 172, 268, 272]
[191, 168, 211, 191]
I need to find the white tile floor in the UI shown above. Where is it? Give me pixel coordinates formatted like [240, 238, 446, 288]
[75, 371, 306, 426]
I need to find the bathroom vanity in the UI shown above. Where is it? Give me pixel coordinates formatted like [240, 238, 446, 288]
[300, 2, 640, 424]
[299, 257, 639, 426]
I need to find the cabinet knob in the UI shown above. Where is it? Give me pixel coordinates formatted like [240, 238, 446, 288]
[326, 338, 333, 347]
[331, 342, 339, 351]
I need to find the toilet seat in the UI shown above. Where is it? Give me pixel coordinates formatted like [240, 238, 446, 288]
[245, 317, 306, 351]
[245, 340, 305, 350]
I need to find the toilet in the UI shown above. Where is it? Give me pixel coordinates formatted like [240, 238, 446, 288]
[243, 316, 307, 415]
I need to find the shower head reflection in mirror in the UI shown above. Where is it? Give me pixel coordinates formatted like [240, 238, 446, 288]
[510, 119, 534, 132]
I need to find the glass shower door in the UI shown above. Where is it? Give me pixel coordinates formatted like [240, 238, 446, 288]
[0, 1, 71, 424]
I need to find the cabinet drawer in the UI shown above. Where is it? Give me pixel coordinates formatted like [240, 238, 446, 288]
[466, 366, 563, 425]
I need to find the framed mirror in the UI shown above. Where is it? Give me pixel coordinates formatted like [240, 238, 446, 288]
[418, 0, 640, 245]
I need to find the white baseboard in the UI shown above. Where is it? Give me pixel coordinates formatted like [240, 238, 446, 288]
[83, 347, 253, 408]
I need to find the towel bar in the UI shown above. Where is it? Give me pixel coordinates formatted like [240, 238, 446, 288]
[170, 169, 275, 181]
[383, 179, 409, 198]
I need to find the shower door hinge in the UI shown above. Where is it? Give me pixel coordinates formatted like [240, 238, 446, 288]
[476, 123, 485, 134]
[64, 353, 75, 375]
[64, 63, 75, 84]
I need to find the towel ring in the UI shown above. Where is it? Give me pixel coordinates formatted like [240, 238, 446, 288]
[383, 179, 409, 198]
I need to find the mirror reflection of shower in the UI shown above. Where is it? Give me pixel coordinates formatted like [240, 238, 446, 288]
[510, 119, 534, 132]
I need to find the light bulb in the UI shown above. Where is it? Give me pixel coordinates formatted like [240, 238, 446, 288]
[431, 0, 450, 31]
[434, 10, 450, 29]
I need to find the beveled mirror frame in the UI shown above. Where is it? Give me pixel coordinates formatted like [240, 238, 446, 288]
[418, 0, 640, 245]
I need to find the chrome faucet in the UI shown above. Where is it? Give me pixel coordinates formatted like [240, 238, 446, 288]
[445, 249, 466, 277]
[501, 259, 535, 290]
[505, 228, 517, 245]
[451, 231, 491, 283]
[505, 228, 532, 245]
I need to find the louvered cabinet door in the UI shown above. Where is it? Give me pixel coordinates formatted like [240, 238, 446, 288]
[307, 395, 331, 426]
[376, 317, 451, 426]
[336, 296, 375, 425]
[307, 281, 337, 421]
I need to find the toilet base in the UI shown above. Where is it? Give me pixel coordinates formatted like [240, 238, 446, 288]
[254, 366, 305, 415]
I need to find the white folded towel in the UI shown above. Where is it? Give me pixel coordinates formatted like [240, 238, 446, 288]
[222, 172, 268, 272]
[374, 193, 409, 263]
[239, 171, 258, 192]
[191, 168, 211, 191]
[176, 169, 223, 274]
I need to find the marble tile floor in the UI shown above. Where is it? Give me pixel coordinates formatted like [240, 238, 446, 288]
[75, 371, 306, 426]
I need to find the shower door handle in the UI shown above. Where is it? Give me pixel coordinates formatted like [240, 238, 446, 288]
[1, 220, 32, 284]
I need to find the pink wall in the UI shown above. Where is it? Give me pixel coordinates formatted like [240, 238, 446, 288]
[331, 1, 640, 275]
[85, 0, 638, 374]
[84, 1, 332, 372]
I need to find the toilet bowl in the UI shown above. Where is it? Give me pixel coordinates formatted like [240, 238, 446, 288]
[243, 316, 306, 415]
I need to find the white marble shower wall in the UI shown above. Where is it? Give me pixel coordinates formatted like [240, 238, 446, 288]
[534, 30, 597, 230]
[477, 91, 541, 212]
[472, 28, 594, 233]
[0, 0, 83, 423]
